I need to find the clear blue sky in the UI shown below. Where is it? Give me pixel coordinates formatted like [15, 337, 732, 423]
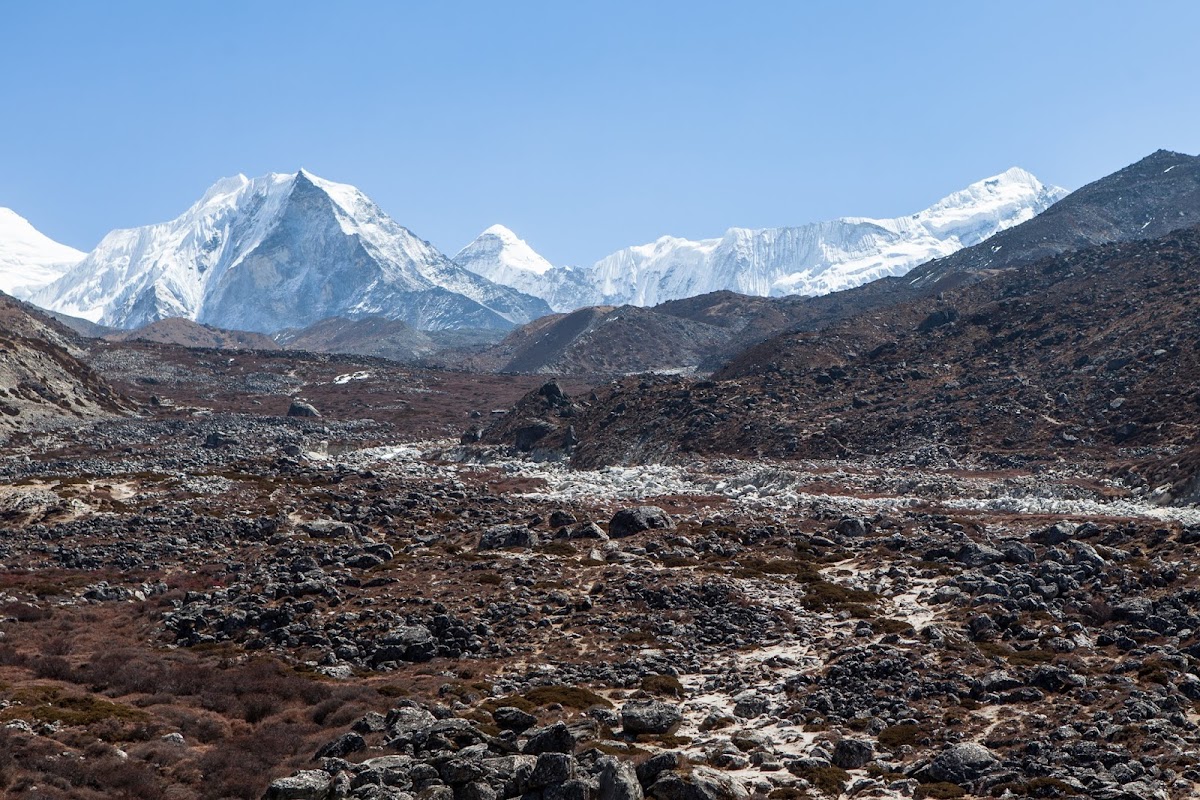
[3, 1, 1198, 266]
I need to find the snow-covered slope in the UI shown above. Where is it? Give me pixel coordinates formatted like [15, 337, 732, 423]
[463, 168, 1067, 312]
[0, 208, 85, 297]
[32, 171, 551, 332]
[455, 225, 595, 313]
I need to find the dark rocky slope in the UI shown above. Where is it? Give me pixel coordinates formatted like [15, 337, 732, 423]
[494, 226, 1200, 495]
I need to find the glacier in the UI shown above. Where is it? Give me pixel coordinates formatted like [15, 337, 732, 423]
[0, 208, 85, 297]
[31, 170, 552, 332]
[456, 167, 1068, 312]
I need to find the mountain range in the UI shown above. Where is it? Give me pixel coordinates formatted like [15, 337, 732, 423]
[454, 167, 1066, 311]
[465, 149, 1200, 375]
[26, 170, 552, 333]
[1, 165, 1065, 336]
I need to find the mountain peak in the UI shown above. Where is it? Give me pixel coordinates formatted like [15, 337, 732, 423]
[481, 223, 521, 241]
[32, 171, 550, 332]
[457, 225, 553, 278]
[0, 207, 86, 297]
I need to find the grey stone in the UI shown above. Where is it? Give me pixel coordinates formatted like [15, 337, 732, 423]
[597, 756, 644, 800]
[529, 753, 576, 788]
[608, 507, 674, 539]
[265, 770, 334, 800]
[524, 722, 575, 755]
[620, 700, 682, 735]
[288, 400, 321, 418]
[924, 743, 999, 784]
[493, 706, 538, 732]
[831, 738, 874, 769]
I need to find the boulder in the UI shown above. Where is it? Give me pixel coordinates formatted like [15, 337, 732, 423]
[264, 770, 333, 800]
[523, 722, 575, 755]
[609, 506, 674, 539]
[597, 755, 644, 800]
[832, 738, 874, 769]
[529, 752, 576, 788]
[478, 524, 540, 551]
[287, 400, 321, 418]
[375, 625, 437, 663]
[315, 732, 365, 760]
[922, 743, 999, 784]
[621, 700, 682, 735]
[647, 767, 749, 800]
[492, 706, 538, 732]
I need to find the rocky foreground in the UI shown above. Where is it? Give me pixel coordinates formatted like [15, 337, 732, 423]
[2, 387, 1200, 800]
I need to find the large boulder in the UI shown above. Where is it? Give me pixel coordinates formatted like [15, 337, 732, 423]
[598, 755, 644, 800]
[263, 770, 333, 800]
[621, 700, 682, 735]
[647, 767, 749, 800]
[374, 625, 437, 664]
[831, 738, 874, 769]
[529, 753, 577, 788]
[287, 400, 321, 418]
[523, 722, 576, 755]
[922, 743, 999, 784]
[478, 524, 541, 551]
[609, 506, 674, 539]
[492, 706, 538, 732]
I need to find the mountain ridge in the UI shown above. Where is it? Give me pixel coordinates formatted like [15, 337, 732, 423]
[31, 171, 552, 333]
[456, 166, 1066, 312]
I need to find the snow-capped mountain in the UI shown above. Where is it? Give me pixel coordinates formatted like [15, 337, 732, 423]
[32, 171, 551, 332]
[454, 225, 595, 313]
[459, 168, 1067, 312]
[0, 208, 85, 297]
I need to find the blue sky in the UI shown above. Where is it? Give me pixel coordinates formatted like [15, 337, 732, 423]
[3, 1, 1198, 265]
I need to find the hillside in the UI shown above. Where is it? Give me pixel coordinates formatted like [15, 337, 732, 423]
[485, 226, 1200, 498]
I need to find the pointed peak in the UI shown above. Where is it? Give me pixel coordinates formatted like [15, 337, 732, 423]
[481, 223, 520, 240]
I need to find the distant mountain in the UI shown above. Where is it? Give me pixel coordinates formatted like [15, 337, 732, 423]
[458, 167, 1065, 312]
[906, 149, 1200, 289]
[0, 208, 85, 297]
[32, 170, 551, 332]
[724, 149, 1200, 338]
[105, 318, 279, 350]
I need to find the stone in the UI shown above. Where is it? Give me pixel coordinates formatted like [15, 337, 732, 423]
[493, 706, 538, 732]
[620, 700, 682, 735]
[375, 625, 437, 663]
[315, 732, 366, 760]
[478, 524, 541, 551]
[287, 400, 321, 418]
[530, 753, 576, 788]
[264, 770, 333, 800]
[647, 767, 749, 800]
[524, 722, 575, 755]
[835, 517, 868, 537]
[636, 752, 685, 789]
[923, 743, 999, 784]
[608, 506, 674, 538]
[831, 738, 874, 769]
[597, 756, 644, 800]
[731, 692, 768, 719]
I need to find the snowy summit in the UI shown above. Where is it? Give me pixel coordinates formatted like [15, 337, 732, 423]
[32, 171, 551, 332]
[0, 208, 85, 297]
[456, 167, 1067, 312]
